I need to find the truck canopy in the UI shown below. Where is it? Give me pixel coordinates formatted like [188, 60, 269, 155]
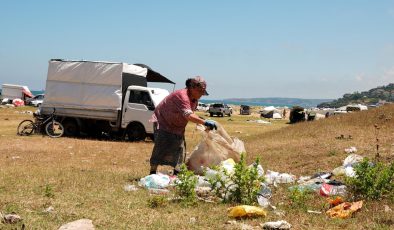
[43, 59, 174, 112]
[1, 84, 33, 100]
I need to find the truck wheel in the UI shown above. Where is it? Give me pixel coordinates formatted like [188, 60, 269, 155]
[127, 123, 146, 142]
[63, 119, 80, 136]
[220, 113, 224, 117]
[209, 113, 213, 117]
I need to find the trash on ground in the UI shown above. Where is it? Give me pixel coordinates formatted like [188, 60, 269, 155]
[227, 205, 267, 218]
[343, 154, 363, 167]
[327, 196, 344, 207]
[319, 183, 347, 196]
[44, 206, 55, 213]
[265, 170, 296, 185]
[257, 183, 272, 208]
[344, 146, 357, 154]
[187, 123, 245, 174]
[246, 119, 271, 124]
[307, 210, 322, 214]
[326, 200, 364, 219]
[261, 220, 291, 229]
[58, 219, 95, 230]
[139, 173, 171, 189]
[124, 184, 138, 192]
[2, 213, 22, 224]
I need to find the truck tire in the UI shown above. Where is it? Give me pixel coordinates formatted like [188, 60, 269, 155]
[127, 123, 146, 142]
[209, 112, 213, 117]
[63, 119, 80, 136]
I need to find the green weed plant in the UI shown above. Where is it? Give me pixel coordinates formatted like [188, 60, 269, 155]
[174, 164, 198, 206]
[207, 153, 264, 204]
[346, 158, 394, 200]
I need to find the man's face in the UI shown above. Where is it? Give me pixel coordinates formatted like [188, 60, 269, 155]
[191, 86, 206, 99]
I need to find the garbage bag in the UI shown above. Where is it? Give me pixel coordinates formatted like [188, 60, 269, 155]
[326, 200, 363, 218]
[261, 220, 291, 229]
[228, 205, 267, 218]
[139, 174, 170, 189]
[187, 123, 245, 174]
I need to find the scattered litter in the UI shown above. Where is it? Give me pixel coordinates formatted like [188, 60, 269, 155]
[246, 119, 271, 124]
[139, 173, 171, 189]
[273, 210, 286, 217]
[44, 206, 55, 213]
[228, 205, 267, 218]
[225, 220, 260, 230]
[312, 172, 332, 179]
[58, 219, 95, 230]
[261, 220, 291, 229]
[326, 200, 363, 219]
[265, 170, 296, 185]
[189, 217, 196, 223]
[11, 156, 21, 160]
[343, 154, 363, 166]
[319, 183, 347, 196]
[344, 146, 357, 154]
[2, 213, 22, 224]
[257, 183, 272, 208]
[124, 184, 138, 192]
[307, 210, 322, 214]
[384, 205, 392, 212]
[327, 196, 344, 207]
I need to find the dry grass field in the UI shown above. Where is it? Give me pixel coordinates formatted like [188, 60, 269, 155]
[0, 105, 393, 229]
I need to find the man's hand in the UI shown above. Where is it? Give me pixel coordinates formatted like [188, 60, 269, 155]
[204, 120, 217, 130]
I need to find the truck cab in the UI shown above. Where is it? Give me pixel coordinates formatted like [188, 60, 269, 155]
[122, 86, 169, 141]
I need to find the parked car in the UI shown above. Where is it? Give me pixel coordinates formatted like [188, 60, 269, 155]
[240, 105, 251, 115]
[197, 102, 209, 112]
[28, 94, 45, 107]
[208, 103, 232, 117]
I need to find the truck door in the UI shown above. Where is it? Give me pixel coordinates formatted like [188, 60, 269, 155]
[122, 89, 155, 133]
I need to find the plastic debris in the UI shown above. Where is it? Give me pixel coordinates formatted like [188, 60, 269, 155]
[261, 220, 291, 229]
[139, 173, 171, 189]
[320, 183, 347, 196]
[228, 205, 267, 218]
[326, 200, 363, 218]
[344, 146, 357, 154]
[2, 213, 22, 224]
[257, 183, 272, 208]
[307, 210, 322, 214]
[343, 154, 363, 167]
[124, 184, 138, 192]
[265, 170, 296, 185]
[327, 196, 344, 207]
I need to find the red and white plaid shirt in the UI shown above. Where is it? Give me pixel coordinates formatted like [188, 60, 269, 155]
[153, 88, 197, 136]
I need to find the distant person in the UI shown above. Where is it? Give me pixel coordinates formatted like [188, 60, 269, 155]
[149, 76, 217, 175]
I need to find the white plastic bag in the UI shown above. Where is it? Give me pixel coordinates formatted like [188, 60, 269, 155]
[187, 123, 245, 174]
[139, 173, 170, 189]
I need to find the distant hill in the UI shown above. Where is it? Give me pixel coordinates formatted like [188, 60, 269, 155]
[317, 83, 394, 108]
[215, 97, 333, 108]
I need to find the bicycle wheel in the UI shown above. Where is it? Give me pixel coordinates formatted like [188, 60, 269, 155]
[45, 121, 64, 138]
[17, 120, 35, 136]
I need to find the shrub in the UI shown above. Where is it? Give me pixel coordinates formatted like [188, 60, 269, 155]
[346, 158, 394, 200]
[174, 164, 198, 206]
[288, 187, 313, 210]
[207, 153, 264, 205]
[147, 196, 168, 208]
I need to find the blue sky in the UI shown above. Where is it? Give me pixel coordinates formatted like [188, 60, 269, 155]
[1, 0, 393, 99]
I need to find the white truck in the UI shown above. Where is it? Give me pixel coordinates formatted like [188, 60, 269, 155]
[40, 59, 174, 141]
[1, 84, 33, 104]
